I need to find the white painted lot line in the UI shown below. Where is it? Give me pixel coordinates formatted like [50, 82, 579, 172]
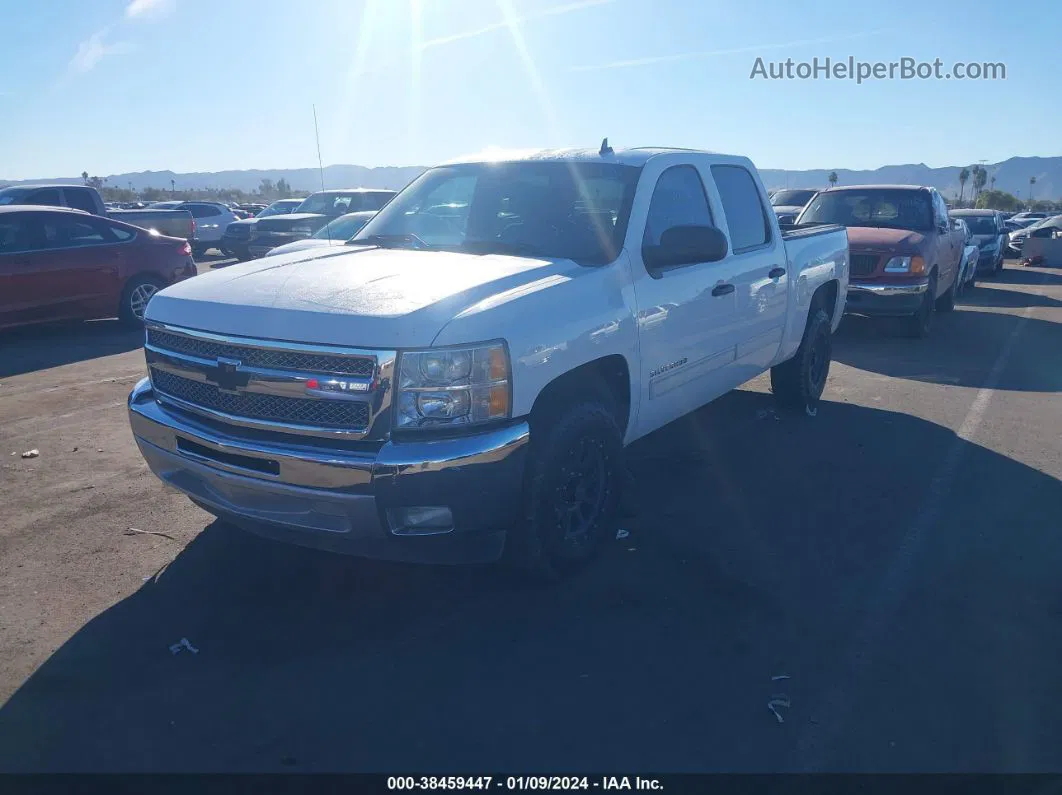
[796, 279, 1044, 771]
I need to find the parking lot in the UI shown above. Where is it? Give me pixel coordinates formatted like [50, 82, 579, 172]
[0, 257, 1060, 772]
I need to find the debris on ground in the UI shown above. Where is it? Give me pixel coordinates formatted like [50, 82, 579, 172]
[616, 528, 630, 540]
[805, 404, 818, 418]
[72, 447, 79, 452]
[771, 674, 791, 681]
[96, 448, 104, 453]
[21, 449, 40, 459]
[768, 695, 791, 724]
[169, 638, 199, 656]
[125, 527, 176, 541]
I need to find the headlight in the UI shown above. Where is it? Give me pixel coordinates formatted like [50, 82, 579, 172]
[883, 255, 925, 274]
[395, 342, 511, 431]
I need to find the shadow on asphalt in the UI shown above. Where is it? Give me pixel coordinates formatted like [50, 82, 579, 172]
[834, 308, 1062, 391]
[3, 390, 1062, 772]
[993, 266, 1062, 287]
[963, 284, 1062, 310]
[0, 319, 143, 378]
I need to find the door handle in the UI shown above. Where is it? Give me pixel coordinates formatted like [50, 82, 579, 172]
[768, 266, 786, 279]
[711, 283, 735, 297]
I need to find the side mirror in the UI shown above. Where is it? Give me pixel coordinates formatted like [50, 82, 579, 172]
[643, 225, 728, 271]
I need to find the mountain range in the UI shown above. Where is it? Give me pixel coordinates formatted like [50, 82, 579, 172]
[3, 155, 1061, 200]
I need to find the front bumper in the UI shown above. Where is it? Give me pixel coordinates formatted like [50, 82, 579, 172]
[844, 279, 929, 316]
[128, 378, 529, 563]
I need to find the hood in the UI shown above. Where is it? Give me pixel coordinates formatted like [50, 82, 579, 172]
[147, 246, 582, 349]
[227, 218, 257, 228]
[845, 226, 928, 253]
[254, 212, 328, 232]
[265, 238, 340, 257]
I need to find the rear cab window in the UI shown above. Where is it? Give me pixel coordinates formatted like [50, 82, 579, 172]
[63, 188, 99, 214]
[23, 188, 62, 207]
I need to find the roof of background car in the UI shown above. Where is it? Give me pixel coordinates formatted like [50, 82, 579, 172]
[949, 209, 997, 215]
[821, 184, 932, 192]
[309, 188, 397, 195]
[0, 184, 89, 191]
[0, 205, 90, 215]
[441, 146, 723, 167]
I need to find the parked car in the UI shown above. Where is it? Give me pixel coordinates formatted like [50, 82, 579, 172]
[168, 202, 242, 257]
[1007, 214, 1062, 256]
[219, 198, 305, 260]
[770, 188, 818, 225]
[797, 184, 962, 338]
[1011, 211, 1048, 222]
[0, 185, 194, 241]
[950, 217, 980, 294]
[247, 188, 396, 257]
[239, 203, 268, 216]
[128, 146, 848, 574]
[264, 211, 377, 257]
[949, 208, 1005, 276]
[1004, 218, 1038, 233]
[0, 206, 196, 330]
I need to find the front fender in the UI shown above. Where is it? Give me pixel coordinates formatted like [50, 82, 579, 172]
[431, 257, 640, 423]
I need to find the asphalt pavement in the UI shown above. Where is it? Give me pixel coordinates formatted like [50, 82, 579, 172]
[0, 260, 1059, 772]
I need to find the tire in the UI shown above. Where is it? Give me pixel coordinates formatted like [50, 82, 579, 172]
[507, 393, 625, 580]
[994, 254, 1005, 276]
[935, 278, 956, 312]
[771, 307, 832, 415]
[901, 273, 936, 338]
[119, 275, 164, 327]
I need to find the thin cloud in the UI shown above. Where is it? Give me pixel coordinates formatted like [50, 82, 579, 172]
[69, 29, 133, 73]
[126, 0, 176, 19]
[422, 0, 613, 49]
[571, 30, 890, 72]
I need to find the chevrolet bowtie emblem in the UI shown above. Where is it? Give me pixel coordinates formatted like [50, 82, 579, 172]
[206, 357, 250, 393]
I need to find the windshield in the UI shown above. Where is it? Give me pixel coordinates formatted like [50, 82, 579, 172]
[350, 161, 640, 264]
[799, 189, 933, 231]
[314, 213, 372, 240]
[258, 201, 300, 218]
[771, 189, 816, 207]
[0, 188, 28, 205]
[296, 193, 360, 215]
[955, 215, 998, 235]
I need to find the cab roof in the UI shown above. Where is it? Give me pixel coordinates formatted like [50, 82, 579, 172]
[442, 146, 722, 167]
[822, 184, 932, 192]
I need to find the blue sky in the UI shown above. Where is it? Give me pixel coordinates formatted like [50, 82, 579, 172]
[0, 0, 1057, 179]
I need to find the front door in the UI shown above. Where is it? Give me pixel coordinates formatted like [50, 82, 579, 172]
[630, 164, 743, 439]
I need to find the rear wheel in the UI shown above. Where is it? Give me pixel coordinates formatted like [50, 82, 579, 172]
[771, 307, 832, 415]
[119, 275, 163, 327]
[507, 393, 624, 580]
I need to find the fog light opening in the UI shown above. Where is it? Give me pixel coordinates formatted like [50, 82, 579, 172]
[387, 506, 455, 536]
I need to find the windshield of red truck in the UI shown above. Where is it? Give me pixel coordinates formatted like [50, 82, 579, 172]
[349, 161, 640, 264]
[799, 188, 933, 231]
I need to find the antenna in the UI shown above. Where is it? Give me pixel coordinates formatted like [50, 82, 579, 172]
[599, 137, 613, 156]
[313, 105, 331, 245]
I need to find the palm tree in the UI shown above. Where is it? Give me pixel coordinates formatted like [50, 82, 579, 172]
[170, 178, 176, 194]
[81, 171, 89, 186]
[827, 171, 838, 187]
[989, 173, 996, 191]
[973, 166, 987, 198]
[1029, 176, 1036, 201]
[958, 167, 970, 205]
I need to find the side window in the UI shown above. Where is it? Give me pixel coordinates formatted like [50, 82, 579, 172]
[710, 165, 770, 252]
[64, 189, 98, 214]
[0, 217, 32, 254]
[642, 165, 714, 249]
[107, 223, 136, 242]
[41, 217, 114, 248]
[23, 188, 62, 207]
[365, 192, 392, 210]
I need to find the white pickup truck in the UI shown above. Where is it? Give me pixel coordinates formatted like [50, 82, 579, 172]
[128, 145, 849, 577]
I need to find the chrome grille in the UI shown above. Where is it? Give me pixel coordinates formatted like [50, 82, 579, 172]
[151, 368, 369, 430]
[850, 254, 879, 277]
[147, 329, 374, 377]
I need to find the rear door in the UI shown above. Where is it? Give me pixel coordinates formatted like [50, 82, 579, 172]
[0, 212, 46, 327]
[708, 164, 788, 382]
[32, 213, 124, 319]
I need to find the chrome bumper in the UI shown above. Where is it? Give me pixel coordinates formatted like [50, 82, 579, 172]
[847, 279, 929, 297]
[128, 377, 528, 563]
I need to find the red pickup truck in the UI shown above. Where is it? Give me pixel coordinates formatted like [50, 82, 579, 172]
[0, 206, 196, 330]
[796, 185, 963, 338]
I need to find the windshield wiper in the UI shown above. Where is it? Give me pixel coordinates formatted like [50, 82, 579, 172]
[348, 233, 433, 250]
[457, 239, 545, 257]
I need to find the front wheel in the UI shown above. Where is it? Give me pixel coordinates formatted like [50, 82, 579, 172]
[901, 274, 936, 338]
[119, 275, 164, 327]
[771, 307, 832, 414]
[935, 278, 956, 312]
[508, 397, 624, 580]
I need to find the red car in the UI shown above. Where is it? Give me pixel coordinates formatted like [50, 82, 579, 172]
[0, 206, 196, 330]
